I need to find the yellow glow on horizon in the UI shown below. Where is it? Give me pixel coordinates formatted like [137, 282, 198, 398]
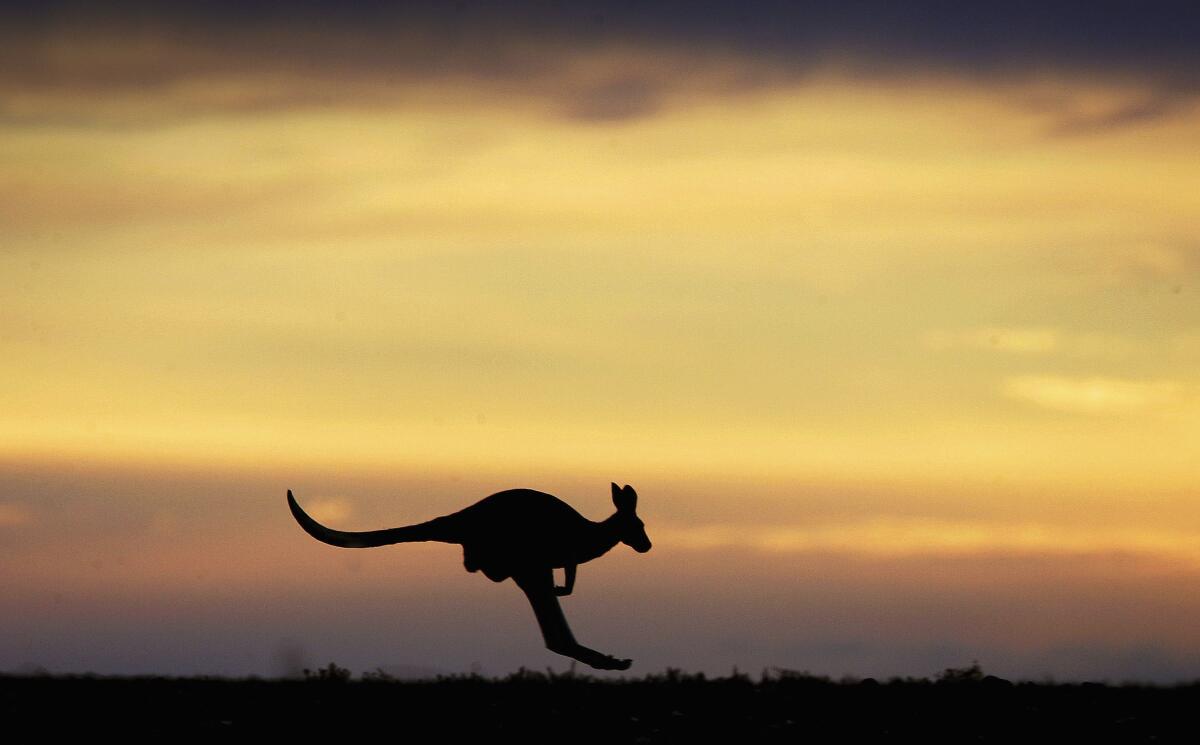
[655, 519, 1200, 566]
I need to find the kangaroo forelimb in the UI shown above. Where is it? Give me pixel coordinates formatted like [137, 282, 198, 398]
[555, 563, 577, 597]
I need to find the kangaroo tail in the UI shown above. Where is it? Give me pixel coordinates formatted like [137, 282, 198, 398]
[287, 490, 452, 548]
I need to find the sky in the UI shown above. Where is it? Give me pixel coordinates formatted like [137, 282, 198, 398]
[3, 1, 1200, 681]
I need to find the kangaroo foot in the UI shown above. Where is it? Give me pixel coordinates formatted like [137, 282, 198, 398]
[552, 642, 632, 671]
[590, 654, 632, 671]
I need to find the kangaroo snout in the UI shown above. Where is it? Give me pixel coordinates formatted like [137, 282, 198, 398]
[629, 532, 652, 553]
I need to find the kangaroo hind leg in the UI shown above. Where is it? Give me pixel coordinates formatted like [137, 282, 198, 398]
[513, 568, 631, 671]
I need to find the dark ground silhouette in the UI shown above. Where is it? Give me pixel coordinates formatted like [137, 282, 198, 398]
[4, 667, 1199, 743]
[288, 482, 650, 671]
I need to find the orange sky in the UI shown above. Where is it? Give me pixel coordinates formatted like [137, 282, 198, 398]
[3, 11, 1200, 680]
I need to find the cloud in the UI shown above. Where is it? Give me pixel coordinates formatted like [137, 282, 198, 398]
[0, 502, 33, 527]
[1045, 92, 1196, 136]
[305, 497, 354, 525]
[1002, 375, 1182, 415]
[0, 32, 744, 128]
[1014, 79, 1200, 136]
[924, 328, 1144, 360]
[11, 1, 1200, 82]
[924, 326, 1058, 354]
[3, 2, 1200, 129]
[563, 76, 664, 122]
[1099, 243, 1199, 286]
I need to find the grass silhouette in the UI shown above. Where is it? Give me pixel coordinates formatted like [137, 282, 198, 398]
[4, 665, 1198, 742]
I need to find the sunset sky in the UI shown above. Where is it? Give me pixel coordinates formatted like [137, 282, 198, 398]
[4, 1, 1200, 681]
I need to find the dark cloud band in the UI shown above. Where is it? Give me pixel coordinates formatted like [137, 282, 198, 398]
[10, 0, 1200, 77]
[4, 1, 1199, 129]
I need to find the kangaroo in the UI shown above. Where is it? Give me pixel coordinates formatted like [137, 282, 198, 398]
[287, 482, 651, 671]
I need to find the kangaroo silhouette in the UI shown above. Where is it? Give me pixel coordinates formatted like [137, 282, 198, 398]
[287, 482, 651, 670]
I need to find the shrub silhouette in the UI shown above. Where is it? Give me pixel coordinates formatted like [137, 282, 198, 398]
[937, 661, 985, 684]
[303, 662, 352, 683]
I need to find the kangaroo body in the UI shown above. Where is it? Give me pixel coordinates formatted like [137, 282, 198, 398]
[287, 483, 651, 670]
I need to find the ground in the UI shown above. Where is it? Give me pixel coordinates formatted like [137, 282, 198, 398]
[2, 667, 1196, 742]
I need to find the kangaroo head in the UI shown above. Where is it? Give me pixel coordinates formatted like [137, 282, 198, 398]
[610, 482, 651, 553]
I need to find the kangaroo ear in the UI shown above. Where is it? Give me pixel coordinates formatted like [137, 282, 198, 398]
[613, 483, 638, 512]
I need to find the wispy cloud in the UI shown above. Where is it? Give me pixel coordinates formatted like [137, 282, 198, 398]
[924, 327, 1145, 360]
[5, 5, 1200, 131]
[0, 30, 772, 128]
[305, 497, 355, 525]
[1022, 86, 1198, 136]
[0, 502, 33, 527]
[1002, 375, 1182, 415]
[1098, 243, 1198, 286]
[924, 326, 1058, 354]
